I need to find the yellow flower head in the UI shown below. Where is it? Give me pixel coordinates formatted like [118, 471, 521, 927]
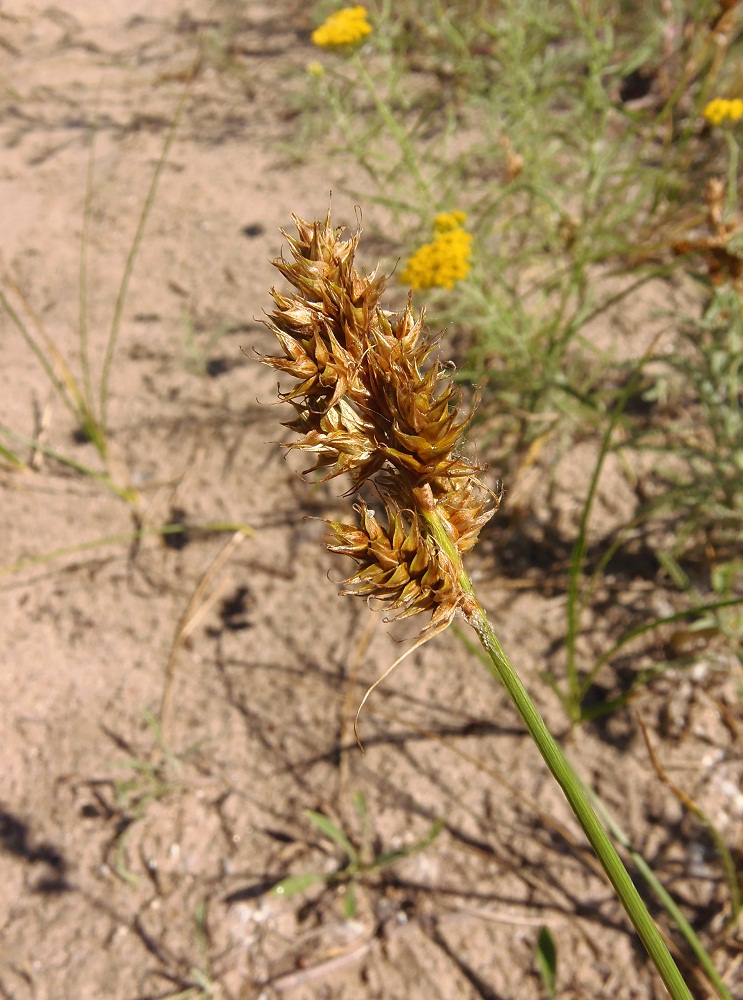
[400, 213, 472, 291]
[703, 97, 743, 127]
[433, 211, 468, 233]
[307, 61, 325, 77]
[311, 6, 372, 51]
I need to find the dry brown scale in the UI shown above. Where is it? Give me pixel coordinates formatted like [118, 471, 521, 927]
[260, 212, 500, 640]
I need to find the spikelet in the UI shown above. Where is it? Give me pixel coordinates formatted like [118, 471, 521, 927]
[326, 497, 461, 634]
[261, 212, 500, 740]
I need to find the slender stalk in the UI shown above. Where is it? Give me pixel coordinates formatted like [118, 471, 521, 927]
[420, 507, 694, 1000]
[99, 94, 185, 430]
[0, 286, 80, 419]
[468, 600, 694, 999]
[563, 380, 617, 714]
[588, 786, 734, 1000]
[351, 52, 433, 204]
[79, 107, 98, 416]
[564, 335, 662, 718]
[260, 212, 702, 998]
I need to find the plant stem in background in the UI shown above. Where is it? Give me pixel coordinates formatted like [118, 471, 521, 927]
[563, 334, 661, 721]
[79, 103, 98, 421]
[351, 52, 432, 204]
[587, 782, 734, 1000]
[99, 98, 184, 432]
[3, 90, 187, 471]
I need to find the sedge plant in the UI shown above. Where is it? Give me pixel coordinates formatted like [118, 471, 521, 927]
[258, 211, 698, 999]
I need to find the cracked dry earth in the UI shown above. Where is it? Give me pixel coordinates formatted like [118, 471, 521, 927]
[1, 3, 742, 999]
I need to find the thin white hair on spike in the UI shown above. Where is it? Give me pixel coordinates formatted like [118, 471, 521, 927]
[353, 608, 456, 752]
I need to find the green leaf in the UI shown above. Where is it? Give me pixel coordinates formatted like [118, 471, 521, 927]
[536, 926, 557, 998]
[412, 818, 445, 851]
[374, 819, 444, 868]
[271, 872, 327, 898]
[352, 790, 367, 824]
[0, 439, 24, 468]
[342, 881, 358, 919]
[305, 810, 358, 862]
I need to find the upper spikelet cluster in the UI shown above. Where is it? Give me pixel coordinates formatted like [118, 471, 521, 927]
[261, 213, 497, 635]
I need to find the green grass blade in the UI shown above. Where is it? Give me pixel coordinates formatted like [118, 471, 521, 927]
[79, 108, 98, 414]
[0, 440, 25, 468]
[1, 521, 253, 577]
[0, 286, 80, 420]
[271, 872, 327, 898]
[536, 925, 557, 999]
[565, 337, 662, 716]
[579, 597, 743, 706]
[99, 92, 186, 430]
[305, 810, 358, 863]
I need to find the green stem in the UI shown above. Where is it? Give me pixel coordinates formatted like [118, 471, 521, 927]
[565, 336, 661, 718]
[99, 93, 185, 431]
[420, 506, 694, 1000]
[467, 601, 694, 1000]
[79, 107, 98, 416]
[588, 787, 734, 1000]
[351, 53, 432, 203]
[725, 131, 738, 221]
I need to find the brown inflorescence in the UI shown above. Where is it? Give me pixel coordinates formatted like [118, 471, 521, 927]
[260, 213, 498, 637]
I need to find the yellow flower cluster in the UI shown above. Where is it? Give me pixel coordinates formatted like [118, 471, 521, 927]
[400, 212, 473, 291]
[311, 6, 372, 50]
[703, 98, 743, 126]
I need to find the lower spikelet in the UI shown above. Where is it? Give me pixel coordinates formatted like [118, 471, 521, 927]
[326, 497, 461, 632]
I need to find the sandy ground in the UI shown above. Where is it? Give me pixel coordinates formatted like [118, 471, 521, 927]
[1, 3, 742, 999]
